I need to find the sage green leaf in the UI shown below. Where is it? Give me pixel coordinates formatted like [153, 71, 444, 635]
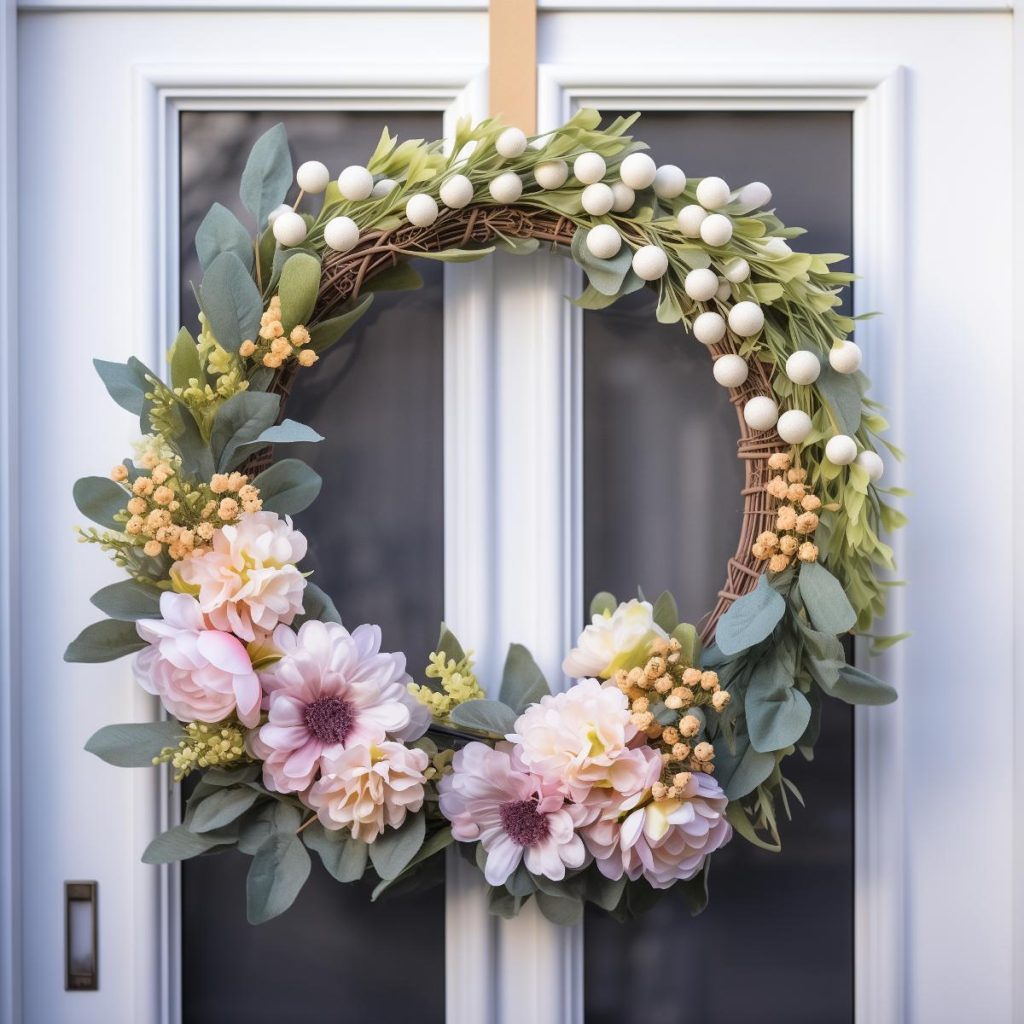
[73, 476, 127, 529]
[570, 229, 633, 295]
[679, 863, 712, 916]
[196, 202, 254, 272]
[449, 699, 518, 737]
[535, 889, 583, 926]
[85, 720, 182, 767]
[366, 262, 423, 292]
[828, 664, 897, 706]
[488, 886, 527, 919]
[93, 357, 153, 417]
[168, 327, 203, 390]
[191, 786, 261, 833]
[714, 733, 775, 800]
[798, 561, 856, 635]
[498, 643, 550, 713]
[295, 583, 342, 626]
[200, 251, 262, 354]
[816, 365, 864, 435]
[239, 123, 292, 230]
[246, 832, 311, 924]
[302, 822, 369, 883]
[307, 294, 374, 353]
[726, 803, 781, 852]
[368, 810, 425, 881]
[371, 826, 454, 900]
[652, 591, 679, 633]
[64, 619, 147, 663]
[142, 824, 235, 864]
[228, 419, 324, 468]
[493, 236, 539, 256]
[252, 458, 322, 516]
[90, 579, 162, 621]
[505, 863, 537, 898]
[238, 801, 304, 855]
[278, 252, 321, 331]
[586, 872, 627, 912]
[571, 285, 621, 310]
[745, 654, 811, 753]
[589, 592, 617, 617]
[410, 246, 495, 263]
[672, 623, 700, 666]
[210, 391, 280, 472]
[714, 575, 785, 656]
[204, 764, 261, 787]
[436, 623, 466, 664]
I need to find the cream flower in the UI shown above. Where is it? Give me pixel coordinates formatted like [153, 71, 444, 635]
[562, 599, 668, 680]
[509, 678, 649, 802]
[305, 742, 429, 842]
[174, 511, 307, 642]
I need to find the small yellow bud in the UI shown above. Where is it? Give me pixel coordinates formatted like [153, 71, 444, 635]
[143, 540, 162, 557]
[239, 340, 257, 358]
[110, 464, 128, 482]
[298, 348, 319, 367]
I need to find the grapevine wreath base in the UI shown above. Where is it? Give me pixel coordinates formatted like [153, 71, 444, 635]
[68, 111, 902, 924]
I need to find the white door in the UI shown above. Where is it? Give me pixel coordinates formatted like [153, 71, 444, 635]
[2, 3, 1018, 1024]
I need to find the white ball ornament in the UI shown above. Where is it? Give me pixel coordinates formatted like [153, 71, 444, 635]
[496, 127, 528, 158]
[777, 409, 813, 444]
[272, 210, 307, 247]
[712, 354, 749, 388]
[619, 152, 657, 190]
[371, 178, 398, 198]
[677, 205, 708, 238]
[267, 203, 292, 226]
[829, 340, 863, 374]
[585, 225, 622, 260]
[323, 216, 360, 253]
[743, 396, 780, 432]
[785, 350, 822, 386]
[405, 193, 439, 227]
[693, 311, 727, 346]
[631, 245, 669, 281]
[700, 213, 734, 247]
[653, 164, 687, 199]
[296, 160, 330, 195]
[439, 174, 474, 209]
[611, 182, 635, 212]
[825, 434, 858, 466]
[856, 450, 885, 482]
[728, 301, 765, 337]
[337, 164, 374, 202]
[723, 257, 750, 283]
[581, 182, 615, 216]
[573, 152, 606, 185]
[696, 176, 731, 210]
[534, 160, 569, 190]
[684, 268, 719, 302]
[489, 172, 524, 204]
[739, 181, 772, 209]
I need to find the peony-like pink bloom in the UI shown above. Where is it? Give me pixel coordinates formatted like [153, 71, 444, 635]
[305, 741, 429, 842]
[583, 763, 732, 889]
[133, 592, 261, 726]
[250, 619, 427, 793]
[562, 599, 668, 680]
[438, 742, 588, 886]
[509, 678, 647, 802]
[174, 511, 308, 642]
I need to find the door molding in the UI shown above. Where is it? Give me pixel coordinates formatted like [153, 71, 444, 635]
[538, 60, 908, 1024]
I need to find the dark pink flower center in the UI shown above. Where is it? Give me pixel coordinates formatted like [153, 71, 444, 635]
[499, 798, 550, 847]
[303, 696, 355, 745]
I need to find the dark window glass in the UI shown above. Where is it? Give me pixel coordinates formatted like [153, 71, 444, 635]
[179, 110, 445, 1024]
[583, 110, 855, 1024]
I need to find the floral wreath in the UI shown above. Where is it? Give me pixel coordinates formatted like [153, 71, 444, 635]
[68, 111, 903, 925]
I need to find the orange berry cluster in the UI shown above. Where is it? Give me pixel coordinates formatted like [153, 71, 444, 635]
[239, 294, 319, 370]
[752, 451, 824, 573]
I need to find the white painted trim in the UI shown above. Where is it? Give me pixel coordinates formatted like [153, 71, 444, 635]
[539, 61, 908, 1024]
[19, 0, 487, 9]
[537, 0, 1008, 9]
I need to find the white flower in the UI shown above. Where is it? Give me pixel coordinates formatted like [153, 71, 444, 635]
[562, 599, 668, 679]
[174, 511, 308, 642]
[305, 741, 429, 842]
[509, 678, 648, 802]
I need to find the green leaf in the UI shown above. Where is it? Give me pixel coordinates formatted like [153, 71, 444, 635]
[672, 623, 700, 666]
[142, 824, 235, 864]
[498, 643, 550, 713]
[278, 252, 321, 331]
[816, 365, 864, 435]
[828, 664, 898, 706]
[714, 732, 776, 800]
[745, 654, 811, 753]
[252, 458, 322, 516]
[366, 262, 423, 293]
[64, 619, 147, 663]
[307, 294, 374, 353]
[93, 357, 153, 417]
[85, 720, 182, 767]
[168, 327, 203, 390]
[585, 872, 627, 912]
[295, 582, 342, 626]
[196, 202, 254, 272]
[368, 809, 425, 881]
[410, 247, 495, 263]
[228, 419, 323, 468]
[246, 832, 311, 924]
[238, 801, 304, 855]
[239, 123, 293, 231]
[371, 826, 454, 900]
[435, 624, 466, 664]
[589, 592, 617, 617]
[90, 579, 162, 621]
[798, 561, 856, 635]
[570, 229, 633, 295]
[200, 251, 263, 354]
[726, 802, 782, 852]
[73, 476, 127, 530]
[714, 575, 785, 656]
[210, 391, 280, 472]
[191, 786, 261, 833]
[535, 889, 584, 925]
[448, 699, 518, 737]
[652, 591, 679, 633]
[302, 822, 369, 883]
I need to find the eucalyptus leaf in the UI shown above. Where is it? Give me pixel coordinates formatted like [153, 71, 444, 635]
[191, 786, 261, 833]
[90, 579, 162, 621]
[371, 826, 454, 900]
[210, 391, 280, 472]
[228, 419, 324, 468]
[816, 365, 864, 435]
[295, 582, 342, 626]
[714, 575, 785, 656]
[85, 720, 182, 767]
[436, 624, 466, 664]
[368, 810, 425, 881]
[196, 202, 254, 272]
[672, 623, 700, 666]
[239, 123, 293, 231]
[570, 229, 633, 296]
[498, 643, 550, 713]
[828, 664, 898, 706]
[200, 251, 263, 354]
[142, 824, 235, 864]
[652, 590, 679, 633]
[246, 832, 311, 925]
[64, 619, 147, 663]
[714, 732, 776, 800]
[307, 294, 374, 353]
[278, 252, 321, 331]
[168, 327, 203, 390]
[449, 699, 517, 737]
[798, 561, 856, 635]
[589, 592, 617, 617]
[73, 476, 128, 530]
[93, 357, 154, 417]
[238, 801, 304, 855]
[745, 654, 811, 753]
[299, 821, 368, 882]
[366, 262, 423, 293]
[252, 458, 322, 516]
[535, 889, 584, 926]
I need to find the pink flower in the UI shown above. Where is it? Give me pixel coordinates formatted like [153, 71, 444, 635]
[250, 619, 427, 794]
[583, 763, 732, 889]
[438, 742, 588, 886]
[133, 592, 261, 726]
[509, 678, 646, 802]
[305, 742, 429, 842]
[174, 511, 308, 642]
